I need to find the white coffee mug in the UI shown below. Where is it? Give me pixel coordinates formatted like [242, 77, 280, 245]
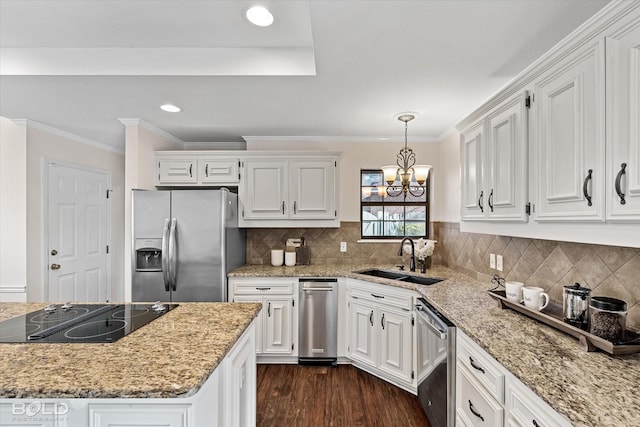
[505, 281, 524, 303]
[285, 251, 296, 266]
[271, 249, 284, 266]
[523, 286, 549, 311]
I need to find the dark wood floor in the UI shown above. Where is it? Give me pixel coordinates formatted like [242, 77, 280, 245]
[257, 364, 430, 427]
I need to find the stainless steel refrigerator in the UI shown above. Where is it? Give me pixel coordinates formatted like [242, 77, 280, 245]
[132, 188, 245, 302]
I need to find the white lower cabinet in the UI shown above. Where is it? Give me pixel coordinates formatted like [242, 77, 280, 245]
[229, 277, 298, 362]
[457, 331, 572, 427]
[346, 279, 415, 392]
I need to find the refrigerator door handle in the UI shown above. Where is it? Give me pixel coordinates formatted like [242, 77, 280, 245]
[161, 218, 171, 292]
[169, 218, 178, 291]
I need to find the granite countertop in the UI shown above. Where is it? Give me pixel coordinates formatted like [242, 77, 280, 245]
[0, 302, 261, 399]
[230, 264, 640, 426]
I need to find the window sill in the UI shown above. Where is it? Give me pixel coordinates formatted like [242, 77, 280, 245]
[357, 239, 404, 243]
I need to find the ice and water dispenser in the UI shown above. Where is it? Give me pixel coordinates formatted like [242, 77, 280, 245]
[135, 238, 162, 271]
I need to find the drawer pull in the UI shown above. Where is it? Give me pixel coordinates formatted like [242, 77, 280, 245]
[533, 420, 541, 427]
[468, 400, 485, 422]
[469, 356, 485, 374]
[371, 293, 385, 299]
[256, 287, 271, 291]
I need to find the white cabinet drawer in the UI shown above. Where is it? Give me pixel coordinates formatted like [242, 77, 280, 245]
[458, 334, 505, 403]
[459, 366, 505, 427]
[348, 280, 414, 311]
[199, 158, 239, 184]
[508, 377, 572, 427]
[231, 282, 294, 295]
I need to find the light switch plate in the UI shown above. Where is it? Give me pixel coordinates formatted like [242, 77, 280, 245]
[340, 242, 347, 252]
[490, 253, 496, 269]
[496, 255, 503, 271]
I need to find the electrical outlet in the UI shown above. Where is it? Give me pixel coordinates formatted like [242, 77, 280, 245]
[496, 255, 503, 271]
[490, 253, 496, 269]
[340, 242, 347, 252]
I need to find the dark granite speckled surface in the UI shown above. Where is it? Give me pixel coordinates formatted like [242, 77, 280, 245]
[230, 264, 640, 427]
[0, 302, 261, 399]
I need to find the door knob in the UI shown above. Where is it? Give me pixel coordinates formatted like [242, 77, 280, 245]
[50, 263, 61, 270]
[50, 249, 58, 256]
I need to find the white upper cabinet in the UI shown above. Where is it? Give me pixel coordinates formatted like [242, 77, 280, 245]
[486, 92, 529, 221]
[290, 159, 336, 220]
[239, 155, 340, 227]
[461, 91, 528, 222]
[199, 158, 240, 184]
[155, 153, 239, 187]
[533, 39, 605, 222]
[241, 159, 289, 220]
[157, 158, 197, 185]
[461, 121, 485, 220]
[606, 18, 640, 221]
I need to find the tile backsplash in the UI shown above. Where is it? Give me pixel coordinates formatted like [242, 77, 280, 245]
[245, 221, 640, 330]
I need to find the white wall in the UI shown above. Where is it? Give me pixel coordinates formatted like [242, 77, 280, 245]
[247, 135, 461, 222]
[0, 117, 28, 301]
[24, 122, 125, 302]
[122, 119, 182, 301]
[436, 130, 462, 222]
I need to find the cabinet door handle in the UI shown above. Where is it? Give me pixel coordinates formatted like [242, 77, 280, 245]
[369, 310, 374, 326]
[488, 188, 494, 212]
[293, 200, 297, 214]
[370, 293, 385, 299]
[282, 201, 285, 214]
[468, 400, 485, 422]
[256, 287, 271, 291]
[582, 169, 593, 206]
[469, 356, 485, 373]
[267, 302, 271, 317]
[615, 163, 627, 205]
[381, 313, 385, 330]
[532, 420, 541, 427]
[189, 164, 193, 177]
[205, 164, 209, 177]
[478, 190, 484, 213]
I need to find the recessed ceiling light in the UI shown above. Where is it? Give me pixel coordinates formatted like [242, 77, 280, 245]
[160, 104, 181, 113]
[246, 6, 274, 27]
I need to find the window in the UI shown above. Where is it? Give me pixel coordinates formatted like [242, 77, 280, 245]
[360, 169, 429, 239]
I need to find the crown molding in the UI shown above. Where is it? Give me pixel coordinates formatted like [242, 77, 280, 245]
[11, 119, 123, 154]
[118, 118, 184, 147]
[242, 135, 441, 144]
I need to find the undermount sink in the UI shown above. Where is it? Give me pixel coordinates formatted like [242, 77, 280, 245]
[357, 269, 444, 286]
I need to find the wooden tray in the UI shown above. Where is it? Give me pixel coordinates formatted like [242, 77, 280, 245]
[488, 289, 640, 355]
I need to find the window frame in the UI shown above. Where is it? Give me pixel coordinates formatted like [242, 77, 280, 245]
[359, 169, 430, 240]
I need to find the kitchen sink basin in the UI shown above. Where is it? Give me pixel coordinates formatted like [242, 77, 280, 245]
[357, 269, 444, 286]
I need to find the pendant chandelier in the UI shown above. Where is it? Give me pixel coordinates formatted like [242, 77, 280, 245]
[381, 113, 431, 198]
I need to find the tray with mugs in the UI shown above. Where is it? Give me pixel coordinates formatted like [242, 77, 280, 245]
[487, 288, 640, 355]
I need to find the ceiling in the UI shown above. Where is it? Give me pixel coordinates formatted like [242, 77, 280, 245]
[0, 0, 611, 151]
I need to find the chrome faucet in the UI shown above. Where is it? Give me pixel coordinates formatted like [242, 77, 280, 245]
[398, 237, 416, 272]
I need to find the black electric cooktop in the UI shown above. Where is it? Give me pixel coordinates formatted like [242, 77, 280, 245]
[0, 303, 178, 343]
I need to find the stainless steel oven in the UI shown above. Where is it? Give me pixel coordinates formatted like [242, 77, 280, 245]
[415, 297, 456, 427]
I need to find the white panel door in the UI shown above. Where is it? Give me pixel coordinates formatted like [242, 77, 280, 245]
[533, 40, 605, 221]
[348, 299, 376, 368]
[485, 92, 529, 221]
[263, 297, 293, 354]
[241, 160, 288, 219]
[377, 308, 413, 382]
[289, 159, 335, 219]
[47, 163, 109, 302]
[606, 21, 640, 220]
[461, 121, 486, 219]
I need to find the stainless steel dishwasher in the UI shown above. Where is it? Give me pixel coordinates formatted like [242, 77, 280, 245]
[298, 278, 338, 365]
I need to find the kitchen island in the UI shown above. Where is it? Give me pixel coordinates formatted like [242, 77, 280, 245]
[230, 264, 640, 426]
[0, 302, 261, 426]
